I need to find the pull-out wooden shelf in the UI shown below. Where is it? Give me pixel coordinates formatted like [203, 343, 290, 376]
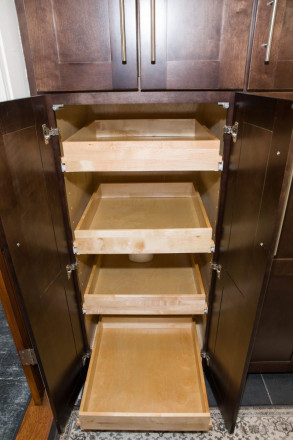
[74, 182, 213, 254]
[79, 317, 211, 431]
[83, 254, 207, 315]
[62, 119, 221, 172]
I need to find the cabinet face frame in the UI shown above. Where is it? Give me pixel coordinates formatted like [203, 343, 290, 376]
[49, 92, 234, 431]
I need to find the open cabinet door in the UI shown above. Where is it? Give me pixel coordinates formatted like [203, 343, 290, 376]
[204, 93, 293, 432]
[0, 96, 88, 432]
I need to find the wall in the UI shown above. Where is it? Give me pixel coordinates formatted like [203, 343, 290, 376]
[0, 0, 30, 102]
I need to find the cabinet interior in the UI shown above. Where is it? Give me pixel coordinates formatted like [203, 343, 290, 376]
[56, 103, 226, 350]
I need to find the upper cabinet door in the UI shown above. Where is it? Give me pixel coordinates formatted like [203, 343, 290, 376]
[248, 0, 293, 90]
[139, 0, 253, 90]
[16, 0, 137, 92]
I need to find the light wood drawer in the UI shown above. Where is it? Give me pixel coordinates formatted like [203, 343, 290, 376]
[79, 317, 211, 431]
[74, 182, 214, 254]
[83, 254, 207, 315]
[62, 119, 221, 172]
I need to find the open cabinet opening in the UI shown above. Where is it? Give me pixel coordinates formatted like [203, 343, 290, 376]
[55, 102, 226, 431]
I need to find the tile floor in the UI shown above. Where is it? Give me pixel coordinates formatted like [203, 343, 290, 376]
[205, 372, 293, 407]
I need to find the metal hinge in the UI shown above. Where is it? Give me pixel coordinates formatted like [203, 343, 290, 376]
[42, 124, 60, 144]
[218, 102, 230, 109]
[82, 351, 91, 366]
[210, 262, 222, 279]
[201, 351, 211, 366]
[19, 348, 37, 366]
[66, 261, 78, 280]
[223, 121, 239, 143]
[52, 104, 64, 112]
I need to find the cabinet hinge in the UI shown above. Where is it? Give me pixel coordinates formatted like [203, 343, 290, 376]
[82, 351, 91, 366]
[218, 102, 229, 109]
[210, 262, 222, 279]
[19, 348, 37, 366]
[52, 104, 64, 112]
[42, 124, 60, 144]
[66, 261, 78, 280]
[201, 351, 211, 366]
[223, 121, 239, 143]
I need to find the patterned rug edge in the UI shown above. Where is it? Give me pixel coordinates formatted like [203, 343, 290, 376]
[61, 406, 293, 440]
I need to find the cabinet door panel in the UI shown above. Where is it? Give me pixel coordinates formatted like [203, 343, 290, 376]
[205, 94, 293, 433]
[140, 0, 253, 90]
[0, 97, 87, 432]
[248, 0, 293, 90]
[16, 0, 137, 92]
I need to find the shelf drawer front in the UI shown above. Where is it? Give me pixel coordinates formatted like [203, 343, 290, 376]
[79, 317, 210, 431]
[62, 119, 221, 172]
[75, 228, 213, 254]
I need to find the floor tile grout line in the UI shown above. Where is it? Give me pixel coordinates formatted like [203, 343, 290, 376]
[261, 373, 273, 405]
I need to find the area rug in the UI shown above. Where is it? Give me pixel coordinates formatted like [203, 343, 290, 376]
[0, 302, 31, 440]
[60, 407, 293, 440]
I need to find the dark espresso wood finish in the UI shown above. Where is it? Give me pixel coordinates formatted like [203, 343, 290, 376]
[0, 249, 44, 405]
[250, 259, 293, 372]
[140, 0, 253, 90]
[0, 97, 87, 432]
[46, 91, 234, 106]
[15, 0, 137, 92]
[277, 185, 293, 258]
[205, 94, 292, 432]
[249, 0, 293, 90]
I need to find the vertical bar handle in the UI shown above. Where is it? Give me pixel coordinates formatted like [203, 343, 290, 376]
[119, 0, 127, 63]
[151, 0, 156, 63]
[264, 0, 279, 63]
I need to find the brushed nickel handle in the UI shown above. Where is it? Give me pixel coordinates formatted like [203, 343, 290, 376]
[151, 0, 156, 63]
[119, 0, 127, 63]
[263, 0, 279, 63]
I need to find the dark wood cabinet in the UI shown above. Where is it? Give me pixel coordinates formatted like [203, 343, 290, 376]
[1, 0, 292, 435]
[15, 0, 138, 92]
[140, 0, 253, 90]
[248, 0, 293, 90]
[16, 0, 254, 93]
[0, 92, 292, 434]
